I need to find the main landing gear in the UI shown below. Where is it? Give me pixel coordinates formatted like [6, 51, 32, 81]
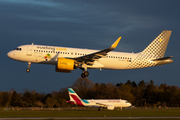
[98, 107, 103, 111]
[80, 66, 89, 78]
[26, 62, 31, 73]
[81, 71, 89, 78]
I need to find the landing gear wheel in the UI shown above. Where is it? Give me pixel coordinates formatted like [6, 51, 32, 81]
[84, 71, 89, 76]
[26, 62, 31, 73]
[81, 71, 89, 78]
[81, 73, 86, 78]
[26, 68, 30, 73]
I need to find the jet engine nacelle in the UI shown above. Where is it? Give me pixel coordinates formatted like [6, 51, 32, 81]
[56, 58, 75, 73]
[107, 105, 114, 110]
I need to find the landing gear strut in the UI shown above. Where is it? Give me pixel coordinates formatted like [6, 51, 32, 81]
[98, 107, 103, 111]
[26, 62, 31, 73]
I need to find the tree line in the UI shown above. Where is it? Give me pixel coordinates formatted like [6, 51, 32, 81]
[0, 78, 180, 108]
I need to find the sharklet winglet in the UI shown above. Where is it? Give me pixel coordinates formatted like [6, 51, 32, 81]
[111, 37, 121, 48]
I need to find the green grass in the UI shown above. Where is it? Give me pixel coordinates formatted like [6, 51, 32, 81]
[17, 119, 180, 120]
[0, 109, 180, 118]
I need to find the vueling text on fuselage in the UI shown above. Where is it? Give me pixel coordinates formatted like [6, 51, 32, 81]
[37, 46, 67, 51]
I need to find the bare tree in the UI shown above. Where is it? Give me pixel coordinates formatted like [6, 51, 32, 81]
[72, 77, 94, 98]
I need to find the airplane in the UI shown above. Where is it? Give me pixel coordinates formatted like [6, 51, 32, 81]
[7, 30, 173, 78]
[67, 88, 131, 111]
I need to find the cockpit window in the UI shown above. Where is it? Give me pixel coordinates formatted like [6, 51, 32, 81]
[15, 48, 22, 51]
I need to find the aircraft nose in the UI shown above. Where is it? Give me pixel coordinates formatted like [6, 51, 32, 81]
[7, 51, 11, 58]
[129, 103, 132, 106]
[7, 51, 14, 59]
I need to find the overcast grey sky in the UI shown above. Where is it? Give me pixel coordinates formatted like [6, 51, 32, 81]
[0, 0, 179, 93]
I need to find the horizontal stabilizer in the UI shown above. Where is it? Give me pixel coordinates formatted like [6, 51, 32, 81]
[151, 56, 174, 61]
[151, 56, 173, 65]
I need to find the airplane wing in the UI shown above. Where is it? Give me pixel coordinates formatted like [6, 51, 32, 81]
[73, 37, 121, 64]
[96, 102, 115, 110]
[96, 102, 111, 107]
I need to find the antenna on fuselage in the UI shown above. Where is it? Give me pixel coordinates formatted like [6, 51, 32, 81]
[31, 43, 34, 45]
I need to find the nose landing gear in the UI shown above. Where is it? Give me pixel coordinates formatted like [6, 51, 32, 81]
[26, 62, 31, 73]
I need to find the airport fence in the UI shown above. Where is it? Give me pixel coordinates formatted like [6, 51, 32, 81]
[0, 107, 180, 111]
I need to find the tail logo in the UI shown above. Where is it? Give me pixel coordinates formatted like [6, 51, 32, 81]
[69, 89, 75, 93]
[126, 30, 172, 69]
[68, 88, 89, 106]
[70, 94, 84, 106]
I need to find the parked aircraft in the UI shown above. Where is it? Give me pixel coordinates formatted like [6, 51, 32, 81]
[7, 30, 173, 78]
[67, 88, 131, 111]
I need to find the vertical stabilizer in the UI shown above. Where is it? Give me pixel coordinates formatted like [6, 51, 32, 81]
[141, 30, 172, 58]
[68, 88, 81, 101]
[68, 88, 87, 106]
[126, 30, 172, 69]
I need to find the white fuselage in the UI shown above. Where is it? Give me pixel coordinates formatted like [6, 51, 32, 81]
[81, 99, 131, 108]
[7, 44, 139, 70]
